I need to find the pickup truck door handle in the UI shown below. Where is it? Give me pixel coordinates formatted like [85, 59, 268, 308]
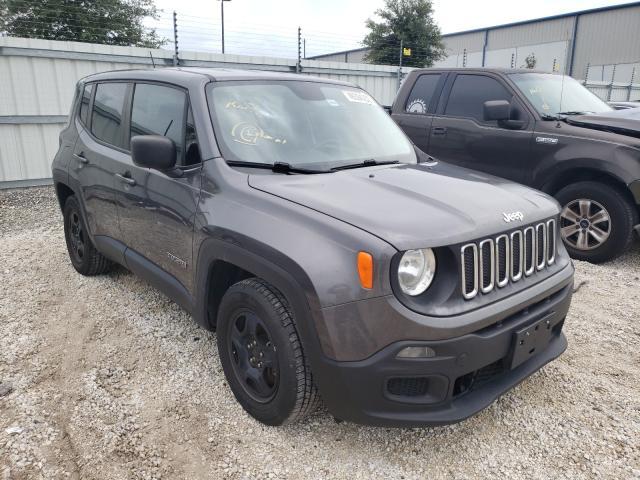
[74, 152, 88, 164]
[432, 127, 448, 136]
[115, 173, 137, 186]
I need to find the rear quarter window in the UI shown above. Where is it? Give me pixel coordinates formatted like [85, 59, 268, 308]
[79, 83, 93, 126]
[405, 74, 441, 114]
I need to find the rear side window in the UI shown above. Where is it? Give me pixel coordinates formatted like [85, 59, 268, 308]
[445, 74, 512, 122]
[79, 83, 93, 126]
[91, 82, 128, 148]
[405, 74, 441, 114]
[130, 84, 186, 164]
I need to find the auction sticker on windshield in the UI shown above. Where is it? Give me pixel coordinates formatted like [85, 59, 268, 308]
[342, 90, 375, 105]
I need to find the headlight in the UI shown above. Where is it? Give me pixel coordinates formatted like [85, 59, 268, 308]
[397, 248, 436, 296]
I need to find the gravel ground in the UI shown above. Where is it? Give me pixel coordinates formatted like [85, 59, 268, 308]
[1, 186, 639, 480]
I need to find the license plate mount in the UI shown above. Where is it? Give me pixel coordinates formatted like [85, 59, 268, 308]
[510, 314, 554, 370]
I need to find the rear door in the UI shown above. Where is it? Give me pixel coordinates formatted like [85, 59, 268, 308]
[392, 73, 445, 153]
[428, 73, 534, 184]
[113, 82, 202, 292]
[72, 81, 130, 243]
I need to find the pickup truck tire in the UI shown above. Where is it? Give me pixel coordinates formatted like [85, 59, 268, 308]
[556, 181, 637, 263]
[217, 278, 320, 425]
[63, 196, 112, 276]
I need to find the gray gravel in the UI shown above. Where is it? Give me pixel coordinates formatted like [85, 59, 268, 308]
[1, 186, 639, 480]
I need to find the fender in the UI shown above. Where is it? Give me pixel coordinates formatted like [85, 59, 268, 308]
[192, 234, 341, 407]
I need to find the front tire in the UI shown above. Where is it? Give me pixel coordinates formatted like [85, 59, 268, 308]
[217, 278, 319, 426]
[63, 196, 111, 275]
[556, 181, 637, 263]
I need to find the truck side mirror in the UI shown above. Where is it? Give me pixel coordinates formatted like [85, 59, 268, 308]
[131, 135, 177, 171]
[483, 100, 510, 121]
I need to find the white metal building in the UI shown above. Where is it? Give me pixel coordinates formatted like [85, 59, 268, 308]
[310, 2, 640, 82]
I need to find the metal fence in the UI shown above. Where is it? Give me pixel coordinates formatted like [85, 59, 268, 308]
[0, 36, 411, 187]
[583, 61, 640, 101]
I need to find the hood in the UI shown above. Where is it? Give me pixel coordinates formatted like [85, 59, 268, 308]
[248, 162, 559, 251]
[566, 109, 640, 138]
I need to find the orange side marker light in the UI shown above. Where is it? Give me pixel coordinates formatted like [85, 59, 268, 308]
[357, 251, 374, 289]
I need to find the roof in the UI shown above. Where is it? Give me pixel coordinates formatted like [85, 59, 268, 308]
[442, 1, 640, 37]
[407, 67, 555, 75]
[82, 67, 354, 87]
[307, 47, 369, 60]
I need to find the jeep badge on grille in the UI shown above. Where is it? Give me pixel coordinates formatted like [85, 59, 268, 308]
[503, 211, 524, 223]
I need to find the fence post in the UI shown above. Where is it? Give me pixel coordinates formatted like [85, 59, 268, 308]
[296, 27, 302, 73]
[628, 67, 636, 101]
[172, 11, 179, 66]
[607, 64, 616, 101]
[397, 39, 403, 91]
[510, 52, 515, 69]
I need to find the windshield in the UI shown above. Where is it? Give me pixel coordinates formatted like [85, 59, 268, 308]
[207, 81, 416, 170]
[509, 73, 613, 117]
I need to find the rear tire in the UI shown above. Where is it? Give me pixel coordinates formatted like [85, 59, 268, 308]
[555, 181, 637, 263]
[63, 196, 111, 276]
[217, 278, 320, 426]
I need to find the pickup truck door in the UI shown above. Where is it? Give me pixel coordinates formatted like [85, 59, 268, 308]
[391, 73, 446, 153]
[427, 73, 534, 184]
[113, 83, 202, 293]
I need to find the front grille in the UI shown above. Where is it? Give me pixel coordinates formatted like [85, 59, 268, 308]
[460, 219, 557, 300]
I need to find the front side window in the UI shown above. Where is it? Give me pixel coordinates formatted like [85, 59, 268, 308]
[405, 74, 441, 114]
[91, 82, 128, 148]
[445, 75, 512, 122]
[207, 81, 415, 169]
[509, 73, 613, 117]
[79, 83, 93, 126]
[130, 83, 187, 163]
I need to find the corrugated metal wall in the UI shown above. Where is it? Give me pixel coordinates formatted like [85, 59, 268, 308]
[0, 36, 409, 186]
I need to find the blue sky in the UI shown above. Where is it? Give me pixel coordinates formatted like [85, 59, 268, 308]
[150, 0, 638, 57]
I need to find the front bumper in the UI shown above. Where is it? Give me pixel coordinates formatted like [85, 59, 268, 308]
[313, 267, 573, 427]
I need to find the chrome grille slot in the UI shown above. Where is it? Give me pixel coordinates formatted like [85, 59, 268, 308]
[547, 219, 556, 265]
[460, 218, 557, 300]
[479, 239, 495, 293]
[510, 230, 523, 282]
[536, 223, 546, 270]
[495, 235, 509, 288]
[461, 244, 478, 300]
[524, 227, 535, 276]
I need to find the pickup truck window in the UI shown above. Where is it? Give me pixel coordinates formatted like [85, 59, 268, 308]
[91, 82, 129, 148]
[445, 74, 511, 122]
[405, 74, 441, 114]
[509, 73, 612, 117]
[130, 83, 186, 164]
[208, 81, 416, 170]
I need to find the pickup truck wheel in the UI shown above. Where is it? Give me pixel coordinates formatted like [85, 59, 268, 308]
[217, 278, 320, 425]
[63, 196, 112, 275]
[556, 181, 637, 263]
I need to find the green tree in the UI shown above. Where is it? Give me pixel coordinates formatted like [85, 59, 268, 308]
[0, 0, 165, 48]
[363, 0, 445, 67]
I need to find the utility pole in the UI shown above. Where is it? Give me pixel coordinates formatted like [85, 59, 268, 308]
[397, 39, 403, 90]
[296, 27, 302, 73]
[172, 11, 179, 66]
[219, 0, 231, 54]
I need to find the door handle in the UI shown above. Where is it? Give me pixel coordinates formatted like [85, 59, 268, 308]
[115, 173, 137, 186]
[432, 127, 448, 136]
[74, 152, 88, 164]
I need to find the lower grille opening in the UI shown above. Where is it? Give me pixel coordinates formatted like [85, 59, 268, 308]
[453, 360, 506, 398]
[387, 377, 429, 397]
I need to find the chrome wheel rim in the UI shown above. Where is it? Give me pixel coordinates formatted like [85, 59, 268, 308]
[560, 199, 611, 251]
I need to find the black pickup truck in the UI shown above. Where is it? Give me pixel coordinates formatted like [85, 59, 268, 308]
[392, 68, 640, 263]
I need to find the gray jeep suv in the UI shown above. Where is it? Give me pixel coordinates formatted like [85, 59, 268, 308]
[52, 68, 574, 427]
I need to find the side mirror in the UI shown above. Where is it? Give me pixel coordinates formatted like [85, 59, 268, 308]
[131, 135, 176, 170]
[483, 100, 510, 121]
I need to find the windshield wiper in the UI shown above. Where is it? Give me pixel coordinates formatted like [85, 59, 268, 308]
[556, 111, 592, 116]
[226, 160, 328, 174]
[330, 159, 400, 171]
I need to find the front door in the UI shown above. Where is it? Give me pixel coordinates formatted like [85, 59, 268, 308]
[113, 82, 202, 291]
[428, 73, 534, 184]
